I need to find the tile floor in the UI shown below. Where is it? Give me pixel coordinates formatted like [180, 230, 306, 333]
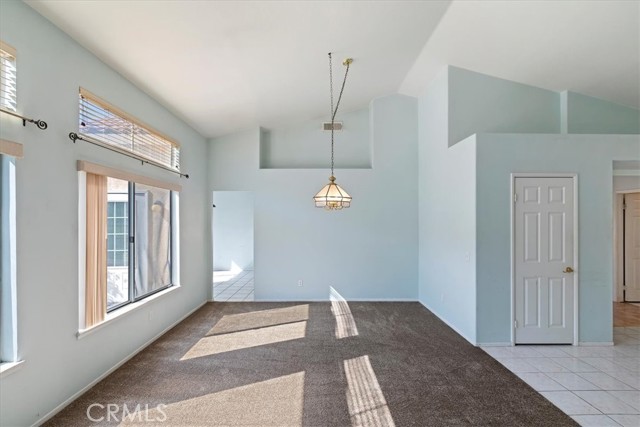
[213, 270, 254, 302]
[483, 327, 640, 427]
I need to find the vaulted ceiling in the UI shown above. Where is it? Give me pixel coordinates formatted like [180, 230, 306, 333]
[26, 0, 639, 138]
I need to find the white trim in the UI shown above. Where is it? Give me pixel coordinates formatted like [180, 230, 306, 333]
[613, 170, 640, 177]
[77, 285, 181, 339]
[510, 173, 579, 346]
[245, 298, 418, 303]
[418, 299, 476, 346]
[615, 188, 640, 194]
[77, 160, 181, 192]
[0, 360, 24, 379]
[77, 172, 87, 330]
[36, 300, 207, 427]
[477, 343, 513, 347]
[578, 342, 614, 346]
[614, 189, 640, 302]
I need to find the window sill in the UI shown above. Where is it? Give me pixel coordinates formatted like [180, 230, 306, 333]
[77, 285, 181, 340]
[0, 360, 25, 379]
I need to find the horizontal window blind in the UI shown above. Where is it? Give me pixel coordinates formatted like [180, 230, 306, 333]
[0, 41, 17, 112]
[79, 88, 180, 170]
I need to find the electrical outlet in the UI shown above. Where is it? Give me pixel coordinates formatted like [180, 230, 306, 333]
[297, 280, 303, 287]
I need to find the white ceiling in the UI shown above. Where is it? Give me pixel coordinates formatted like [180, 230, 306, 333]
[400, 0, 640, 109]
[25, 0, 450, 138]
[26, 1, 639, 139]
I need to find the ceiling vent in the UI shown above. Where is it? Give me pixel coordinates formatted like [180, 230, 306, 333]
[323, 121, 343, 131]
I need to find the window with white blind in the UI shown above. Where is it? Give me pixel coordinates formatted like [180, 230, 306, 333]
[78, 88, 180, 170]
[0, 41, 17, 112]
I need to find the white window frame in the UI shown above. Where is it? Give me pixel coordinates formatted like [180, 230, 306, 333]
[0, 142, 23, 378]
[77, 161, 181, 337]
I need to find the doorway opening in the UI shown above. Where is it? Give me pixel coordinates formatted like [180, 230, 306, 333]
[613, 167, 640, 331]
[212, 191, 254, 302]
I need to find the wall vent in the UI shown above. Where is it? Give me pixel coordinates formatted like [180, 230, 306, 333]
[322, 121, 343, 131]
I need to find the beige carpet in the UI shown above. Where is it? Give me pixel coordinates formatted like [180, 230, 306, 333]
[45, 302, 577, 426]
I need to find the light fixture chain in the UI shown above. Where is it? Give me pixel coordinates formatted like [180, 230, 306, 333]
[329, 52, 335, 177]
[328, 52, 351, 178]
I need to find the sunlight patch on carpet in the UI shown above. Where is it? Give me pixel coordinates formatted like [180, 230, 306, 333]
[344, 355, 395, 427]
[208, 304, 309, 336]
[119, 372, 305, 426]
[330, 287, 359, 339]
[181, 321, 307, 360]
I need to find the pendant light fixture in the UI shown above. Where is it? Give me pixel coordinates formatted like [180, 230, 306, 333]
[314, 52, 353, 210]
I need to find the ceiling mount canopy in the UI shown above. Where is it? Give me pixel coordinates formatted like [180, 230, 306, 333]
[314, 53, 353, 211]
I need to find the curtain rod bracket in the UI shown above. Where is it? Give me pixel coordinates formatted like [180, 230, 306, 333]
[68, 132, 189, 179]
[1, 107, 48, 130]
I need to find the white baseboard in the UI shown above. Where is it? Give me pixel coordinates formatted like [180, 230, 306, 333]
[418, 300, 476, 346]
[212, 298, 419, 302]
[34, 301, 207, 427]
[477, 342, 513, 347]
[579, 341, 614, 346]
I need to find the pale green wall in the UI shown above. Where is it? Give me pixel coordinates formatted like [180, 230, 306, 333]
[261, 108, 371, 169]
[448, 66, 561, 146]
[418, 70, 477, 343]
[209, 95, 419, 301]
[0, 2, 210, 425]
[476, 133, 640, 344]
[562, 91, 640, 134]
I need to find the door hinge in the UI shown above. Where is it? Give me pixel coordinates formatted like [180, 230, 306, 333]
[514, 320, 518, 329]
[129, 236, 135, 244]
[623, 195, 626, 210]
[513, 193, 518, 203]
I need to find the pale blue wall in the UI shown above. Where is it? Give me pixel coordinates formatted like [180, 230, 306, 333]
[213, 191, 254, 271]
[209, 95, 419, 301]
[476, 133, 640, 344]
[0, 2, 210, 425]
[448, 66, 561, 146]
[563, 91, 640, 134]
[261, 108, 371, 169]
[418, 70, 477, 343]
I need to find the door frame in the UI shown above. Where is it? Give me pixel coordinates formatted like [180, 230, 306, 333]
[613, 189, 640, 302]
[510, 173, 579, 346]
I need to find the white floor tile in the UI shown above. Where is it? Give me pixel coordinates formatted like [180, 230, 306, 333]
[574, 391, 638, 415]
[497, 358, 539, 373]
[609, 415, 640, 427]
[547, 372, 600, 391]
[580, 358, 626, 372]
[552, 358, 601, 373]
[540, 391, 601, 415]
[572, 415, 621, 426]
[531, 346, 575, 358]
[607, 391, 640, 411]
[516, 373, 565, 391]
[578, 373, 635, 391]
[526, 358, 570, 373]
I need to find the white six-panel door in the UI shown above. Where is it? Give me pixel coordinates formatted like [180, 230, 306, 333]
[624, 193, 640, 302]
[514, 177, 575, 344]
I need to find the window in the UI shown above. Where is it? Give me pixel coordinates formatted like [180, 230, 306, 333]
[79, 161, 179, 327]
[0, 143, 21, 366]
[0, 41, 17, 112]
[78, 88, 180, 170]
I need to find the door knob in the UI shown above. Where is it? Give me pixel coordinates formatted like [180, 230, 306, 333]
[563, 267, 574, 273]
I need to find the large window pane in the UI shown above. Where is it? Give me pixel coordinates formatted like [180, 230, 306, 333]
[134, 184, 171, 298]
[106, 177, 129, 310]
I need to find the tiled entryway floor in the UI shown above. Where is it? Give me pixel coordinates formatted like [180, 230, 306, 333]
[213, 270, 254, 302]
[483, 327, 640, 427]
